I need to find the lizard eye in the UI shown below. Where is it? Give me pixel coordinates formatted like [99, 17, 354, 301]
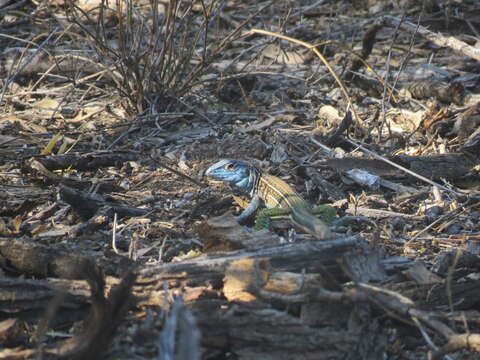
[225, 163, 236, 171]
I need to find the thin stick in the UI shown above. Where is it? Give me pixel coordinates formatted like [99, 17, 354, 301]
[112, 212, 119, 254]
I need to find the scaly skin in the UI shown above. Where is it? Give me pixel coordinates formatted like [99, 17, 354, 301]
[206, 159, 332, 239]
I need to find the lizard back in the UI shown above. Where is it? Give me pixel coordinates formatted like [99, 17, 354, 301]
[257, 174, 311, 210]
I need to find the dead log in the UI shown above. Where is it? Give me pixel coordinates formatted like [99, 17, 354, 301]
[59, 186, 148, 219]
[49, 263, 136, 360]
[139, 235, 365, 284]
[0, 238, 133, 278]
[186, 251, 387, 359]
[194, 301, 360, 360]
[325, 153, 479, 180]
[394, 153, 478, 180]
[384, 15, 480, 62]
[35, 151, 138, 172]
[0, 277, 88, 315]
[0, 260, 136, 360]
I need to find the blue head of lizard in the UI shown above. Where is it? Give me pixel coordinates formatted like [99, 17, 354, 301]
[205, 159, 257, 196]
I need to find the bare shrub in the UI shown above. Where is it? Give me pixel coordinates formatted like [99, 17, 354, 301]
[65, 0, 241, 116]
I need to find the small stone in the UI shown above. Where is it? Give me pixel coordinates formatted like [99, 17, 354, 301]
[425, 205, 443, 221]
[174, 200, 187, 208]
[183, 193, 194, 200]
[445, 223, 461, 235]
[390, 217, 405, 231]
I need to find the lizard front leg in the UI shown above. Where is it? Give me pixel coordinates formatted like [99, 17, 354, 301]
[235, 194, 261, 224]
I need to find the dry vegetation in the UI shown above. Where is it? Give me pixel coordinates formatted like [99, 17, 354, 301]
[1, 0, 480, 359]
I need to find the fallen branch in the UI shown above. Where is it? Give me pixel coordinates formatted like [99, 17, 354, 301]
[384, 15, 480, 62]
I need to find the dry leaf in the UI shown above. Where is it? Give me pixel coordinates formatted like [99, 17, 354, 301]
[386, 108, 425, 133]
[262, 44, 305, 65]
[223, 259, 268, 302]
[316, 105, 341, 126]
[0, 116, 47, 133]
[12, 215, 22, 233]
[41, 133, 62, 155]
[33, 98, 60, 117]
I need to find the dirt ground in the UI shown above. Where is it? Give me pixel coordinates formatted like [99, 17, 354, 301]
[1, 0, 480, 359]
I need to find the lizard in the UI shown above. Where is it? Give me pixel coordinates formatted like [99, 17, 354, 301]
[205, 159, 332, 239]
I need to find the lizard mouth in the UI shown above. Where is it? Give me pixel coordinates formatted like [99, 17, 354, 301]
[205, 179, 225, 185]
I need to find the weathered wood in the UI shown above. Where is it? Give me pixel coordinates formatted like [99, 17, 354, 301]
[384, 15, 480, 62]
[325, 153, 479, 180]
[395, 153, 478, 180]
[0, 318, 27, 348]
[0, 277, 88, 313]
[193, 300, 360, 360]
[0, 261, 136, 360]
[0, 238, 132, 278]
[36, 151, 138, 171]
[48, 266, 136, 360]
[59, 186, 148, 219]
[139, 235, 365, 283]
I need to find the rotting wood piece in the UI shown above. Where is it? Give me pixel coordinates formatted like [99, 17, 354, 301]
[48, 262, 136, 360]
[59, 186, 148, 219]
[193, 299, 362, 360]
[1, 273, 218, 322]
[0, 238, 90, 279]
[0, 278, 90, 333]
[22, 160, 122, 192]
[0, 260, 136, 360]
[248, 271, 480, 359]
[341, 246, 387, 283]
[139, 235, 365, 285]
[0, 238, 132, 278]
[0, 277, 88, 314]
[325, 153, 479, 180]
[417, 280, 480, 310]
[35, 151, 138, 172]
[395, 153, 478, 180]
[389, 280, 480, 311]
[0, 186, 49, 217]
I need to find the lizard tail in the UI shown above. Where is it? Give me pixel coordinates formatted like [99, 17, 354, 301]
[290, 207, 332, 239]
